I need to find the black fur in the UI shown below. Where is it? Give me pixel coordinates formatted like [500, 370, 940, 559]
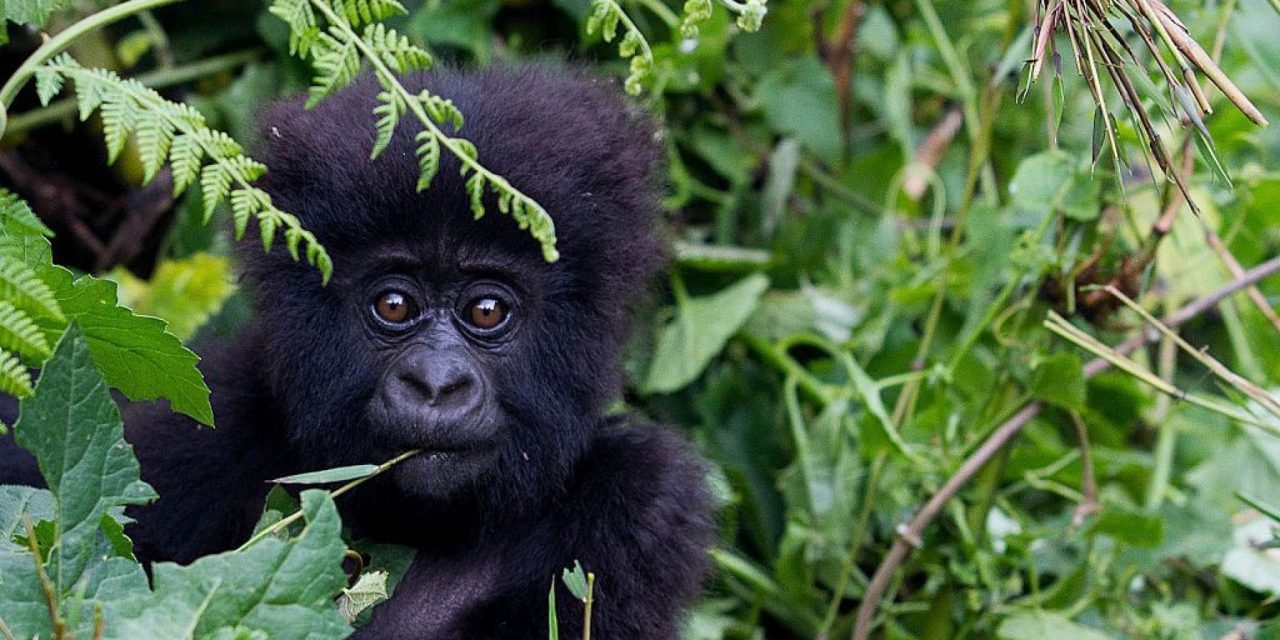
[0, 66, 714, 639]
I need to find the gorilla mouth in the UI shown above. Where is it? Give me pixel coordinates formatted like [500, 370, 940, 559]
[421, 449, 460, 462]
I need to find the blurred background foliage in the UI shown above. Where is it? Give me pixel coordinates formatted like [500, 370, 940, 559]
[3, 0, 1280, 637]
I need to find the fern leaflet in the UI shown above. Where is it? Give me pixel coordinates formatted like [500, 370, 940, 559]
[274, 0, 561, 261]
[37, 54, 333, 283]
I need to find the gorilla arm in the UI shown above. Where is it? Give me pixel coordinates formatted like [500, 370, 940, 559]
[355, 420, 715, 640]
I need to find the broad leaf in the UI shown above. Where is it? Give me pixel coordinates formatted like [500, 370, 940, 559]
[49, 272, 214, 426]
[105, 491, 351, 640]
[644, 274, 769, 394]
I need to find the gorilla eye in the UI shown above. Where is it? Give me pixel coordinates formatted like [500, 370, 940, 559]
[464, 297, 508, 330]
[373, 290, 417, 325]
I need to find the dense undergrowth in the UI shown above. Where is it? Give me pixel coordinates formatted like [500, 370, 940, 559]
[1, 0, 1280, 638]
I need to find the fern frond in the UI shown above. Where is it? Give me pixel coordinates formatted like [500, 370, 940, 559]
[34, 65, 65, 105]
[414, 130, 440, 191]
[362, 24, 431, 75]
[280, 0, 561, 262]
[680, 0, 766, 38]
[99, 93, 138, 164]
[0, 301, 51, 360]
[0, 257, 63, 321]
[200, 164, 233, 221]
[332, 0, 406, 28]
[0, 189, 53, 238]
[136, 112, 176, 182]
[464, 173, 485, 219]
[38, 55, 333, 283]
[269, 0, 320, 56]
[419, 93, 463, 130]
[585, 0, 654, 95]
[0, 349, 33, 398]
[229, 187, 270, 238]
[371, 89, 405, 159]
[308, 29, 362, 107]
[169, 132, 205, 195]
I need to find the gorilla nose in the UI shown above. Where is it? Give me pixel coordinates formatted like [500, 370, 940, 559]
[386, 349, 482, 417]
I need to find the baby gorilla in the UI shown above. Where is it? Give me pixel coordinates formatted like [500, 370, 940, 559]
[4, 66, 714, 638]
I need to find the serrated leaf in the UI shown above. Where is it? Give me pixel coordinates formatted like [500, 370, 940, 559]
[135, 114, 175, 184]
[200, 163, 233, 221]
[371, 90, 403, 159]
[307, 30, 361, 107]
[644, 274, 769, 394]
[10, 325, 156, 602]
[50, 273, 213, 426]
[465, 173, 486, 218]
[0, 256, 64, 321]
[100, 98, 136, 165]
[338, 571, 389, 622]
[33, 66, 64, 105]
[168, 132, 204, 195]
[4, 0, 71, 29]
[104, 491, 351, 640]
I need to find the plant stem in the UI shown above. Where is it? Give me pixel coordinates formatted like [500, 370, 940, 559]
[851, 253, 1280, 640]
[237, 449, 420, 551]
[4, 47, 263, 138]
[0, 0, 186, 127]
[581, 572, 595, 640]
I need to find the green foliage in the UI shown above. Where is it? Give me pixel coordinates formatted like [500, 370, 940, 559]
[0, 0, 70, 42]
[644, 273, 768, 394]
[0, 328, 351, 639]
[32, 54, 333, 283]
[586, 0, 654, 95]
[270, 0, 562, 262]
[0, 189, 213, 425]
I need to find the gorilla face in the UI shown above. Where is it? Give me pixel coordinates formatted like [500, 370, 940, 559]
[356, 266, 520, 497]
[243, 67, 664, 511]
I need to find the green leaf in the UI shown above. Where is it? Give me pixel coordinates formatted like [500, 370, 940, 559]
[0, 349, 32, 396]
[0, 299, 52, 359]
[51, 273, 214, 426]
[104, 491, 351, 640]
[0, 485, 54, 544]
[547, 579, 559, 640]
[0, 256, 64, 321]
[1087, 502, 1163, 547]
[997, 611, 1115, 640]
[5, 326, 155, 620]
[0, 188, 53, 239]
[111, 253, 237, 342]
[272, 464, 381, 485]
[3, 0, 70, 29]
[644, 274, 769, 394]
[1028, 352, 1087, 411]
[338, 570, 389, 622]
[561, 560, 589, 600]
[1008, 150, 1101, 221]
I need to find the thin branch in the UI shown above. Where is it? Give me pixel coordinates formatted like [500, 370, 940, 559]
[851, 252, 1280, 640]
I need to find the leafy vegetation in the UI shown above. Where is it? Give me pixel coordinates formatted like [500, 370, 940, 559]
[0, 0, 1279, 638]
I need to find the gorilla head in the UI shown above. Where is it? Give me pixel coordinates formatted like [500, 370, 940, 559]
[241, 66, 663, 507]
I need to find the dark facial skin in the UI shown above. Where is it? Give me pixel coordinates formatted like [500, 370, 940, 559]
[358, 266, 519, 496]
